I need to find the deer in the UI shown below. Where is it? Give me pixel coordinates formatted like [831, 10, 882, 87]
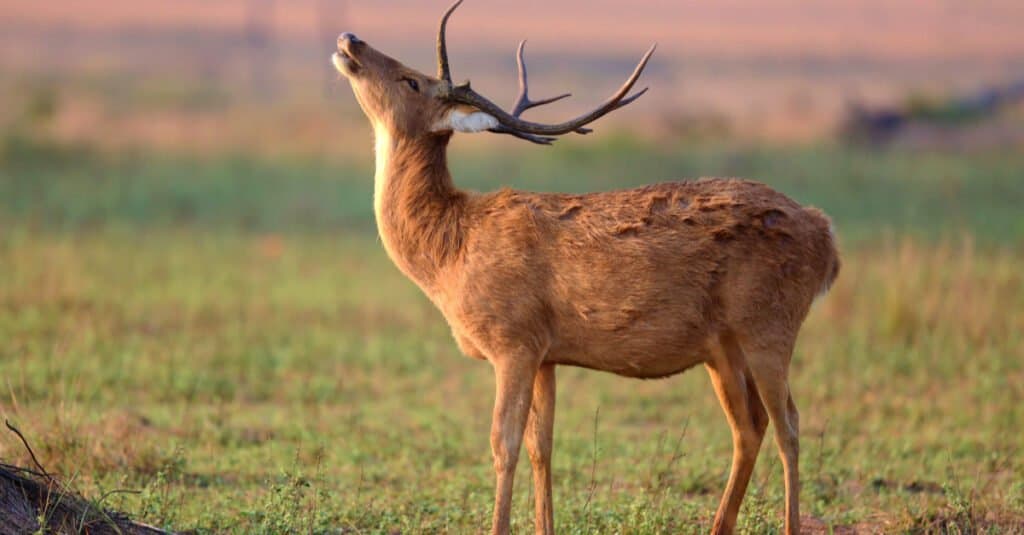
[332, 2, 839, 534]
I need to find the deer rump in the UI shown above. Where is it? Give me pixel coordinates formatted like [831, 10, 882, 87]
[449, 178, 839, 379]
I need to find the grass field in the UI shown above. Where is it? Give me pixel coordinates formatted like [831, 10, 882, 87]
[1, 135, 1023, 533]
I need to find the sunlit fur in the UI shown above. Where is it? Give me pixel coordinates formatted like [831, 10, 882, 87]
[335, 32, 839, 535]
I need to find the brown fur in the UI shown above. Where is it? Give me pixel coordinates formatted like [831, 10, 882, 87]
[335, 31, 839, 535]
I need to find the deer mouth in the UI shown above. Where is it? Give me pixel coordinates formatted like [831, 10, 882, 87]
[333, 48, 360, 75]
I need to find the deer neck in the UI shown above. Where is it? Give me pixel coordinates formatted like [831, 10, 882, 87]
[372, 124, 466, 291]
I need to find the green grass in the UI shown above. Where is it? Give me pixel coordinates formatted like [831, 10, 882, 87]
[0, 136, 1022, 533]
[3, 134, 1023, 244]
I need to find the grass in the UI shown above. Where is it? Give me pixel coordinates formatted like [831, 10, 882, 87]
[0, 136, 1022, 533]
[3, 133, 1023, 244]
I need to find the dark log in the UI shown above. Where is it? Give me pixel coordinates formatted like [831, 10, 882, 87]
[0, 464, 172, 535]
[2, 420, 173, 535]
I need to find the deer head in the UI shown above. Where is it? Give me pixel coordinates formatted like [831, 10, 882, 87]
[333, 0, 656, 144]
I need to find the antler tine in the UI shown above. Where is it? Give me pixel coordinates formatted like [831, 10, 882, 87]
[610, 87, 649, 111]
[511, 41, 572, 117]
[451, 43, 657, 136]
[437, 0, 465, 85]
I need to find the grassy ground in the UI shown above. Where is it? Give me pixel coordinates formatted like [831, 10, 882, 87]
[1, 137, 1022, 533]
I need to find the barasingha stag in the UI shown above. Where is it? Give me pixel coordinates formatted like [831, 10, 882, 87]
[332, 2, 839, 533]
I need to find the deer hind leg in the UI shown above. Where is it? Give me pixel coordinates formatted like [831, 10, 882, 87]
[706, 335, 769, 535]
[490, 355, 543, 535]
[524, 363, 556, 535]
[744, 342, 800, 535]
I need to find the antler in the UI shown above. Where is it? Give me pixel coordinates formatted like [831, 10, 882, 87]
[436, 0, 463, 85]
[489, 41, 573, 145]
[511, 41, 572, 117]
[435, 0, 655, 144]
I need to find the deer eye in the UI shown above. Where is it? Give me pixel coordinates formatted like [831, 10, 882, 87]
[402, 77, 420, 92]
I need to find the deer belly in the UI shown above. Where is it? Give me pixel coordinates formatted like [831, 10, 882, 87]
[548, 325, 709, 379]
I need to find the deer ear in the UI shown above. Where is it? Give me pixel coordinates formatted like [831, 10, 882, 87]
[433, 108, 498, 133]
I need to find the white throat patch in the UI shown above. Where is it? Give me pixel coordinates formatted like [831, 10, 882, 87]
[434, 109, 498, 133]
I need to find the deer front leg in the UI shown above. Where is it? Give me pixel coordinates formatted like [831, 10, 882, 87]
[490, 356, 541, 535]
[524, 364, 556, 535]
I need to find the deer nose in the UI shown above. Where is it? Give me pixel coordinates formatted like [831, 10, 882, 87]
[338, 33, 361, 47]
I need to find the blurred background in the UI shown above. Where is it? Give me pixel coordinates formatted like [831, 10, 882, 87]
[4, 0, 1024, 154]
[1, 1, 1022, 533]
